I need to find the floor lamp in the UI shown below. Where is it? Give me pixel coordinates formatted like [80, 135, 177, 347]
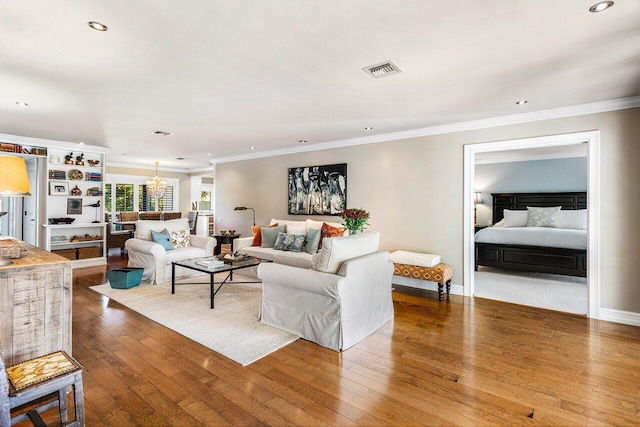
[0, 155, 32, 265]
[234, 206, 255, 226]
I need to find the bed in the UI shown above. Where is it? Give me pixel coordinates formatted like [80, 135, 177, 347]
[474, 192, 587, 277]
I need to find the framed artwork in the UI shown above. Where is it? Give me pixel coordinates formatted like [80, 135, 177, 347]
[288, 163, 347, 215]
[67, 198, 83, 215]
[49, 181, 69, 196]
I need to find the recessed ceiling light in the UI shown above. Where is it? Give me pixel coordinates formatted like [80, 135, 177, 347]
[250, 146, 255, 150]
[364, 127, 373, 131]
[153, 130, 172, 136]
[15, 101, 28, 107]
[207, 153, 211, 156]
[589, 1, 614, 12]
[176, 157, 186, 161]
[88, 21, 108, 31]
[298, 140, 307, 144]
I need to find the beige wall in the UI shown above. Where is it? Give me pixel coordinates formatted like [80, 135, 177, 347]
[105, 166, 192, 213]
[215, 107, 640, 313]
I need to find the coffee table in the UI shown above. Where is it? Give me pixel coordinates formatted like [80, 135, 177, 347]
[171, 256, 268, 309]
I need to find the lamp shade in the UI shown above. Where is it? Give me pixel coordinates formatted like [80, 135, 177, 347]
[0, 155, 31, 196]
[474, 192, 483, 204]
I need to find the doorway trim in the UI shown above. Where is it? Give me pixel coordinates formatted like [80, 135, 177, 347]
[463, 131, 600, 318]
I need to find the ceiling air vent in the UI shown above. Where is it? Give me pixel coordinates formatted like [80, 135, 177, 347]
[362, 60, 403, 79]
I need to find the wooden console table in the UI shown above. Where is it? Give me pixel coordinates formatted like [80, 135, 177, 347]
[0, 243, 72, 365]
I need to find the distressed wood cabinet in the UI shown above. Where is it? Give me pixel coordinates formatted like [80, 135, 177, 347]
[0, 243, 72, 365]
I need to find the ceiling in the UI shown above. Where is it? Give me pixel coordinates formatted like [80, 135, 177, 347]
[1, 1, 639, 171]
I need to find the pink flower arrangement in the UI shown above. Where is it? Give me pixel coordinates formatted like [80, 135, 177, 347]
[340, 208, 370, 233]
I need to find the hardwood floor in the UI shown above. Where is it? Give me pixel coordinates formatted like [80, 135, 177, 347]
[23, 254, 640, 426]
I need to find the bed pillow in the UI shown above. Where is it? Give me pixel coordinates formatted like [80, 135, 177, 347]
[150, 228, 174, 251]
[261, 225, 286, 248]
[527, 206, 561, 227]
[273, 232, 306, 252]
[502, 210, 529, 228]
[555, 209, 587, 230]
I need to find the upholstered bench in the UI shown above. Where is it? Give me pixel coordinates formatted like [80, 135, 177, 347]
[393, 262, 454, 301]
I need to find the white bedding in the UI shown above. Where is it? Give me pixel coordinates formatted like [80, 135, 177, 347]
[475, 226, 587, 250]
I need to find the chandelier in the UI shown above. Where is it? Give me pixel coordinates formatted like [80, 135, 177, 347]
[146, 161, 167, 198]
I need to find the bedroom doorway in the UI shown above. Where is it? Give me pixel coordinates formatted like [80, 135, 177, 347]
[463, 131, 600, 319]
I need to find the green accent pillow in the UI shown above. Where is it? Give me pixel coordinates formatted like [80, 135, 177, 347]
[304, 228, 321, 254]
[261, 225, 286, 248]
[273, 232, 306, 252]
[150, 228, 174, 251]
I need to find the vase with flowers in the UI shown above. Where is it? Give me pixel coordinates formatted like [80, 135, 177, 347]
[340, 208, 370, 235]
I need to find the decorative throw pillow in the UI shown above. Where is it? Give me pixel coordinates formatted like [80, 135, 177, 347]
[304, 228, 321, 254]
[252, 223, 278, 246]
[261, 225, 286, 248]
[319, 222, 346, 249]
[273, 232, 306, 252]
[527, 206, 561, 227]
[150, 228, 174, 251]
[171, 230, 192, 248]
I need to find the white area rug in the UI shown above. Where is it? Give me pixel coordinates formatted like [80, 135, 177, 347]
[90, 276, 298, 366]
[474, 267, 587, 315]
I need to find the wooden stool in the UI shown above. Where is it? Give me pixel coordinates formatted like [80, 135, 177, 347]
[393, 262, 454, 301]
[1, 350, 84, 426]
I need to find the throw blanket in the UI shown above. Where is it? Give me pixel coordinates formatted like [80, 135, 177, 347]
[389, 250, 441, 268]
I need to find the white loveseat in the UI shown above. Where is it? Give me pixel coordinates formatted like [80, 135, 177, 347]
[125, 218, 216, 284]
[257, 231, 394, 351]
[235, 218, 346, 269]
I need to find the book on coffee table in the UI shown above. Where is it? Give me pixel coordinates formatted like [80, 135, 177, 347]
[196, 258, 224, 268]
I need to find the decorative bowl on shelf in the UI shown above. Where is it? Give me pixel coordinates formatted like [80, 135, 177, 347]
[49, 217, 76, 224]
[219, 230, 227, 236]
[228, 229, 236, 235]
[87, 159, 100, 167]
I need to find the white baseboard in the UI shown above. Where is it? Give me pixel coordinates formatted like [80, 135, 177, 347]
[599, 308, 640, 327]
[72, 257, 107, 269]
[393, 275, 463, 295]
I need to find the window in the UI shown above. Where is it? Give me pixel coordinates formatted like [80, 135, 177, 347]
[138, 184, 174, 212]
[104, 174, 179, 218]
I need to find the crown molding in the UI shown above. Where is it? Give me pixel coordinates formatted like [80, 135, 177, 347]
[106, 161, 189, 174]
[211, 96, 640, 165]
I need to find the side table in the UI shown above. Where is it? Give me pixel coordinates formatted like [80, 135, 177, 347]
[213, 234, 241, 255]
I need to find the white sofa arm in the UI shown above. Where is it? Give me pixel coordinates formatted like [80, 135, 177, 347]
[189, 235, 216, 256]
[234, 236, 254, 252]
[125, 238, 167, 259]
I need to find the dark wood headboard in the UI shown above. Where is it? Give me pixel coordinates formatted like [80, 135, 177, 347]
[492, 192, 587, 224]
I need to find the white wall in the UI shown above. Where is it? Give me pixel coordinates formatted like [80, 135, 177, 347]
[215, 107, 640, 314]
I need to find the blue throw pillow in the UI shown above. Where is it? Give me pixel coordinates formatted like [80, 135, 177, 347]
[304, 228, 321, 254]
[261, 225, 286, 248]
[150, 228, 174, 251]
[273, 232, 306, 252]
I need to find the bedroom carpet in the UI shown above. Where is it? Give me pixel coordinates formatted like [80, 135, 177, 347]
[90, 275, 299, 366]
[474, 267, 587, 315]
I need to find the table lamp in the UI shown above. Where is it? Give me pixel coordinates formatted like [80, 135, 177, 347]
[0, 155, 32, 264]
[474, 192, 483, 226]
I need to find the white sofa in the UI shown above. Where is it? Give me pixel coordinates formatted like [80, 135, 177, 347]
[257, 231, 394, 351]
[235, 218, 346, 269]
[125, 218, 216, 284]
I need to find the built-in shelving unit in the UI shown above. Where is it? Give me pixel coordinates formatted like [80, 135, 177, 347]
[43, 148, 106, 267]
